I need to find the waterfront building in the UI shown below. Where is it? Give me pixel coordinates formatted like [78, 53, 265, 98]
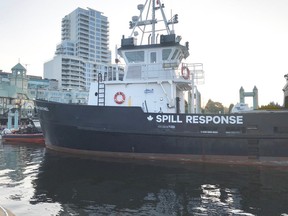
[0, 63, 35, 123]
[36, 89, 88, 104]
[0, 62, 89, 125]
[44, 7, 123, 91]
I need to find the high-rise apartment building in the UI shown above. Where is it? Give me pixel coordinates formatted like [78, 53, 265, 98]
[44, 7, 121, 91]
[56, 7, 110, 63]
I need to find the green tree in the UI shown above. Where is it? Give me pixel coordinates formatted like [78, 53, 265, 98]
[258, 102, 282, 110]
[228, 103, 234, 113]
[204, 99, 224, 114]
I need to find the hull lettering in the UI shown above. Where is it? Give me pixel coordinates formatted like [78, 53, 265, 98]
[156, 115, 243, 125]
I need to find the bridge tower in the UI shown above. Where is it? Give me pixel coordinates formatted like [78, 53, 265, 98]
[239, 86, 258, 109]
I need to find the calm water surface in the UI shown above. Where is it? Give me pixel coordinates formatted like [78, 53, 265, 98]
[1, 140, 288, 216]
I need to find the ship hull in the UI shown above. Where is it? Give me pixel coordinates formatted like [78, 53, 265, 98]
[35, 100, 288, 166]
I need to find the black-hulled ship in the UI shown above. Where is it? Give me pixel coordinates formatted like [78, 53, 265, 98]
[36, 0, 288, 166]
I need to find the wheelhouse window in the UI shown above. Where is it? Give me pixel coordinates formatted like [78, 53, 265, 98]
[171, 49, 179, 60]
[150, 52, 157, 63]
[125, 51, 144, 63]
[162, 49, 172, 60]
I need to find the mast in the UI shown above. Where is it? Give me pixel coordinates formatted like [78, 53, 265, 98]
[128, 0, 178, 45]
[151, 0, 156, 44]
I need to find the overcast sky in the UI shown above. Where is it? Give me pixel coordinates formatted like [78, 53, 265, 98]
[1, 0, 288, 107]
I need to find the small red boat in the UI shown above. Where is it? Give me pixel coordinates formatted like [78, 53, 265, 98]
[2, 132, 45, 144]
[1, 118, 45, 145]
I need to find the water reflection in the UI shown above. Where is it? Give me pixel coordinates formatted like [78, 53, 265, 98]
[33, 151, 288, 216]
[1, 141, 288, 216]
[0, 142, 62, 215]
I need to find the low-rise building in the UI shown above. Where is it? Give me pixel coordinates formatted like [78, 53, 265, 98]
[0, 63, 89, 125]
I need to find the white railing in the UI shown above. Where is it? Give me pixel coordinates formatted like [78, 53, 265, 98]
[100, 62, 204, 83]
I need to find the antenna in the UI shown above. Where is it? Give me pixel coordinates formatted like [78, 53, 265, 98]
[128, 0, 177, 45]
[24, 64, 30, 72]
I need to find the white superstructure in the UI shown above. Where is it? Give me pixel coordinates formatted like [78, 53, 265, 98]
[88, 0, 204, 114]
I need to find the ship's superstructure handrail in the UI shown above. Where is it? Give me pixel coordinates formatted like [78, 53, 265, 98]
[99, 63, 204, 83]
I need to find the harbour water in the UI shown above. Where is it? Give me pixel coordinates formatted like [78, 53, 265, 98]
[1, 141, 288, 216]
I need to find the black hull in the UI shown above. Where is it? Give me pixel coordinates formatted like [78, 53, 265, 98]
[35, 100, 288, 166]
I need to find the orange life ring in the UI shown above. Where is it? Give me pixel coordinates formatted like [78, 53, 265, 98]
[181, 66, 190, 80]
[114, 92, 126, 104]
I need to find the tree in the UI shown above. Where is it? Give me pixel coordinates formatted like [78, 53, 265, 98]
[204, 99, 225, 114]
[258, 102, 282, 110]
[228, 103, 234, 113]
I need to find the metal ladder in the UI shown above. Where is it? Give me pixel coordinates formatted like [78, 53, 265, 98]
[97, 73, 105, 106]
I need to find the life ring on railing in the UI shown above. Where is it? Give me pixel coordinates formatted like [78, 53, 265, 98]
[114, 92, 126, 104]
[181, 66, 190, 80]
